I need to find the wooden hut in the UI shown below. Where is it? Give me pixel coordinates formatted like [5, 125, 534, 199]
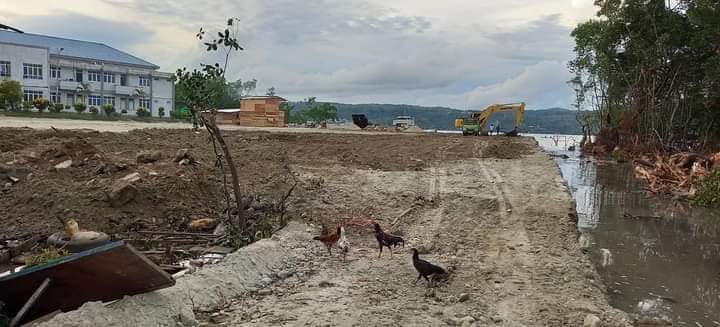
[237, 96, 287, 127]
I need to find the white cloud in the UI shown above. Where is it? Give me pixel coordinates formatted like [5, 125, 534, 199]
[466, 60, 574, 109]
[0, 0, 596, 109]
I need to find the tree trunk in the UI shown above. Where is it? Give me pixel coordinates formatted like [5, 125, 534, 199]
[200, 112, 245, 228]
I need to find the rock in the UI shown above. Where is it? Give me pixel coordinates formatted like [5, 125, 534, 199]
[188, 218, 217, 231]
[209, 313, 228, 324]
[136, 151, 162, 164]
[121, 172, 141, 183]
[424, 288, 436, 298]
[174, 148, 191, 162]
[257, 288, 272, 296]
[277, 270, 293, 279]
[3, 182, 11, 189]
[260, 277, 272, 285]
[506, 208, 512, 213]
[459, 316, 475, 324]
[444, 317, 461, 326]
[456, 249, 464, 257]
[54, 159, 72, 169]
[107, 181, 138, 207]
[583, 314, 601, 327]
[178, 158, 191, 166]
[7, 176, 19, 183]
[318, 280, 335, 288]
[458, 293, 470, 302]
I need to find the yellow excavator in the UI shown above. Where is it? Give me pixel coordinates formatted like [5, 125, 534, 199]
[454, 102, 525, 136]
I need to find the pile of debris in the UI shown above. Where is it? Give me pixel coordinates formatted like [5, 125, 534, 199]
[633, 152, 720, 196]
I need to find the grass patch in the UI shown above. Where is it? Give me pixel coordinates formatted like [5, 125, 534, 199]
[1, 110, 190, 124]
[692, 169, 720, 208]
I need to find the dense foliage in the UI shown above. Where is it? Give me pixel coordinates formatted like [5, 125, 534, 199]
[569, 0, 720, 151]
[32, 97, 49, 112]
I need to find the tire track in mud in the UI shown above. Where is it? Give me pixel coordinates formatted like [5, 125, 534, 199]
[474, 141, 538, 324]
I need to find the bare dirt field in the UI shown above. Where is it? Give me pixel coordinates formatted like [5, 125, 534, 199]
[0, 119, 629, 326]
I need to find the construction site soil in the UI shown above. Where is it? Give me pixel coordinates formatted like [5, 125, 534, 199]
[0, 128, 528, 243]
[0, 126, 630, 326]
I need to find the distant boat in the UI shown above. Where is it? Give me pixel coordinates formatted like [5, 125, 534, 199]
[392, 115, 415, 129]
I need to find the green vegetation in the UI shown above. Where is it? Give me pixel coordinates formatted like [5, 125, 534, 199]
[569, 0, 720, 150]
[50, 103, 64, 113]
[136, 107, 151, 117]
[1, 110, 186, 123]
[158, 107, 165, 118]
[692, 170, 720, 208]
[101, 103, 115, 116]
[89, 106, 98, 114]
[73, 102, 87, 113]
[0, 80, 22, 111]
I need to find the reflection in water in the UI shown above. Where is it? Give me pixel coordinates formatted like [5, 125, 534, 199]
[532, 134, 720, 326]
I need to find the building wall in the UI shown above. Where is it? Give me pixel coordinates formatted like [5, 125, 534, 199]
[0, 43, 49, 97]
[1, 42, 173, 117]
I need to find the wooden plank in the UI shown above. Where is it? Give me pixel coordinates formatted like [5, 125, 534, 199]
[0, 241, 174, 325]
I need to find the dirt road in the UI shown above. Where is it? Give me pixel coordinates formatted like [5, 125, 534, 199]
[200, 139, 629, 326]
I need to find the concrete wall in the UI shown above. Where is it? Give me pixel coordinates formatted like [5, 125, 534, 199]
[0, 42, 49, 97]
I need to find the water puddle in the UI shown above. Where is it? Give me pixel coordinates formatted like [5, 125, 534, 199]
[533, 134, 720, 326]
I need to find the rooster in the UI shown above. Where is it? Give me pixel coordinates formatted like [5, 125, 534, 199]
[313, 225, 340, 255]
[372, 222, 405, 258]
[337, 226, 350, 262]
[411, 248, 447, 287]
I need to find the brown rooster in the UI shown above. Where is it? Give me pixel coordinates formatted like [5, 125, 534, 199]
[313, 225, 341, 255]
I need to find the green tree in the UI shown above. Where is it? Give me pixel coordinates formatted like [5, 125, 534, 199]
[303, 97, 337, 123]
[266, 87, 276, 96]
[0, 80, 22, 111]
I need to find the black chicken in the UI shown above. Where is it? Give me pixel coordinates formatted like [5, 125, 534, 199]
[411, 248, 447, 287]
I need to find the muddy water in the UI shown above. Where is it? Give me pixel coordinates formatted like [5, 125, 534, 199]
[533, 134, 720, 326]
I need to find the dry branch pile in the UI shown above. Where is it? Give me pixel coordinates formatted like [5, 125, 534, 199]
[633, 152, 720, 196]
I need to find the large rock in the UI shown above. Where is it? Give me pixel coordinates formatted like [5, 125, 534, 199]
[583, 314, 601, 327]
[136, 151, 162, 164]
[107, 181, 138, 207]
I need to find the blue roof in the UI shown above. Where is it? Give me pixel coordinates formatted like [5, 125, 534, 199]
[0, 30, 158, 69]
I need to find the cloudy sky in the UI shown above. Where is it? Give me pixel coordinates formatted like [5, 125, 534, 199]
[0, 0, 597, 109]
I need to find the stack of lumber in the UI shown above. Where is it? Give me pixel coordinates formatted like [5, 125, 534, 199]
[238, 100, 285, 127]
[633, 152, 720, 196]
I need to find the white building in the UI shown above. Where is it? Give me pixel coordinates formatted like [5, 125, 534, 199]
[0, 30, 174, 117]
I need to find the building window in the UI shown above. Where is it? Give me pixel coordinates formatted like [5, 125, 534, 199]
[50, 66, 61, 79]
[50, 92, 60, 103]
[75, 70, 83, 82]
[120, 74, 127, 86]
[139, 76, 151, 87]
[66, 94, 75, 105]
[88, 95, 103, 106]
[103, 72, 115, 83]
[88, 71, 101, 82]
[23, 63, 43, 80]
[23, 90, 44, 102]
[138, 98, 151, 109]
[103, 96, 115, 106]
[0, 61, 10, 77]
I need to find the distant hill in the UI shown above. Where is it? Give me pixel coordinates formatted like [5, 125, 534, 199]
[289, 102, 582, 135]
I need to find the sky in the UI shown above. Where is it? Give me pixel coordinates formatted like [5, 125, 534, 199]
[0, 0, 598, 110]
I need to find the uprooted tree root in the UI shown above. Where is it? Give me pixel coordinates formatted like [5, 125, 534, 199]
[633, 152, 720, 199]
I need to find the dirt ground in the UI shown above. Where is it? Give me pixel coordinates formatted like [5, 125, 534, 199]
[0, 120, 629, 325]
[192, 135, 629, 327]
